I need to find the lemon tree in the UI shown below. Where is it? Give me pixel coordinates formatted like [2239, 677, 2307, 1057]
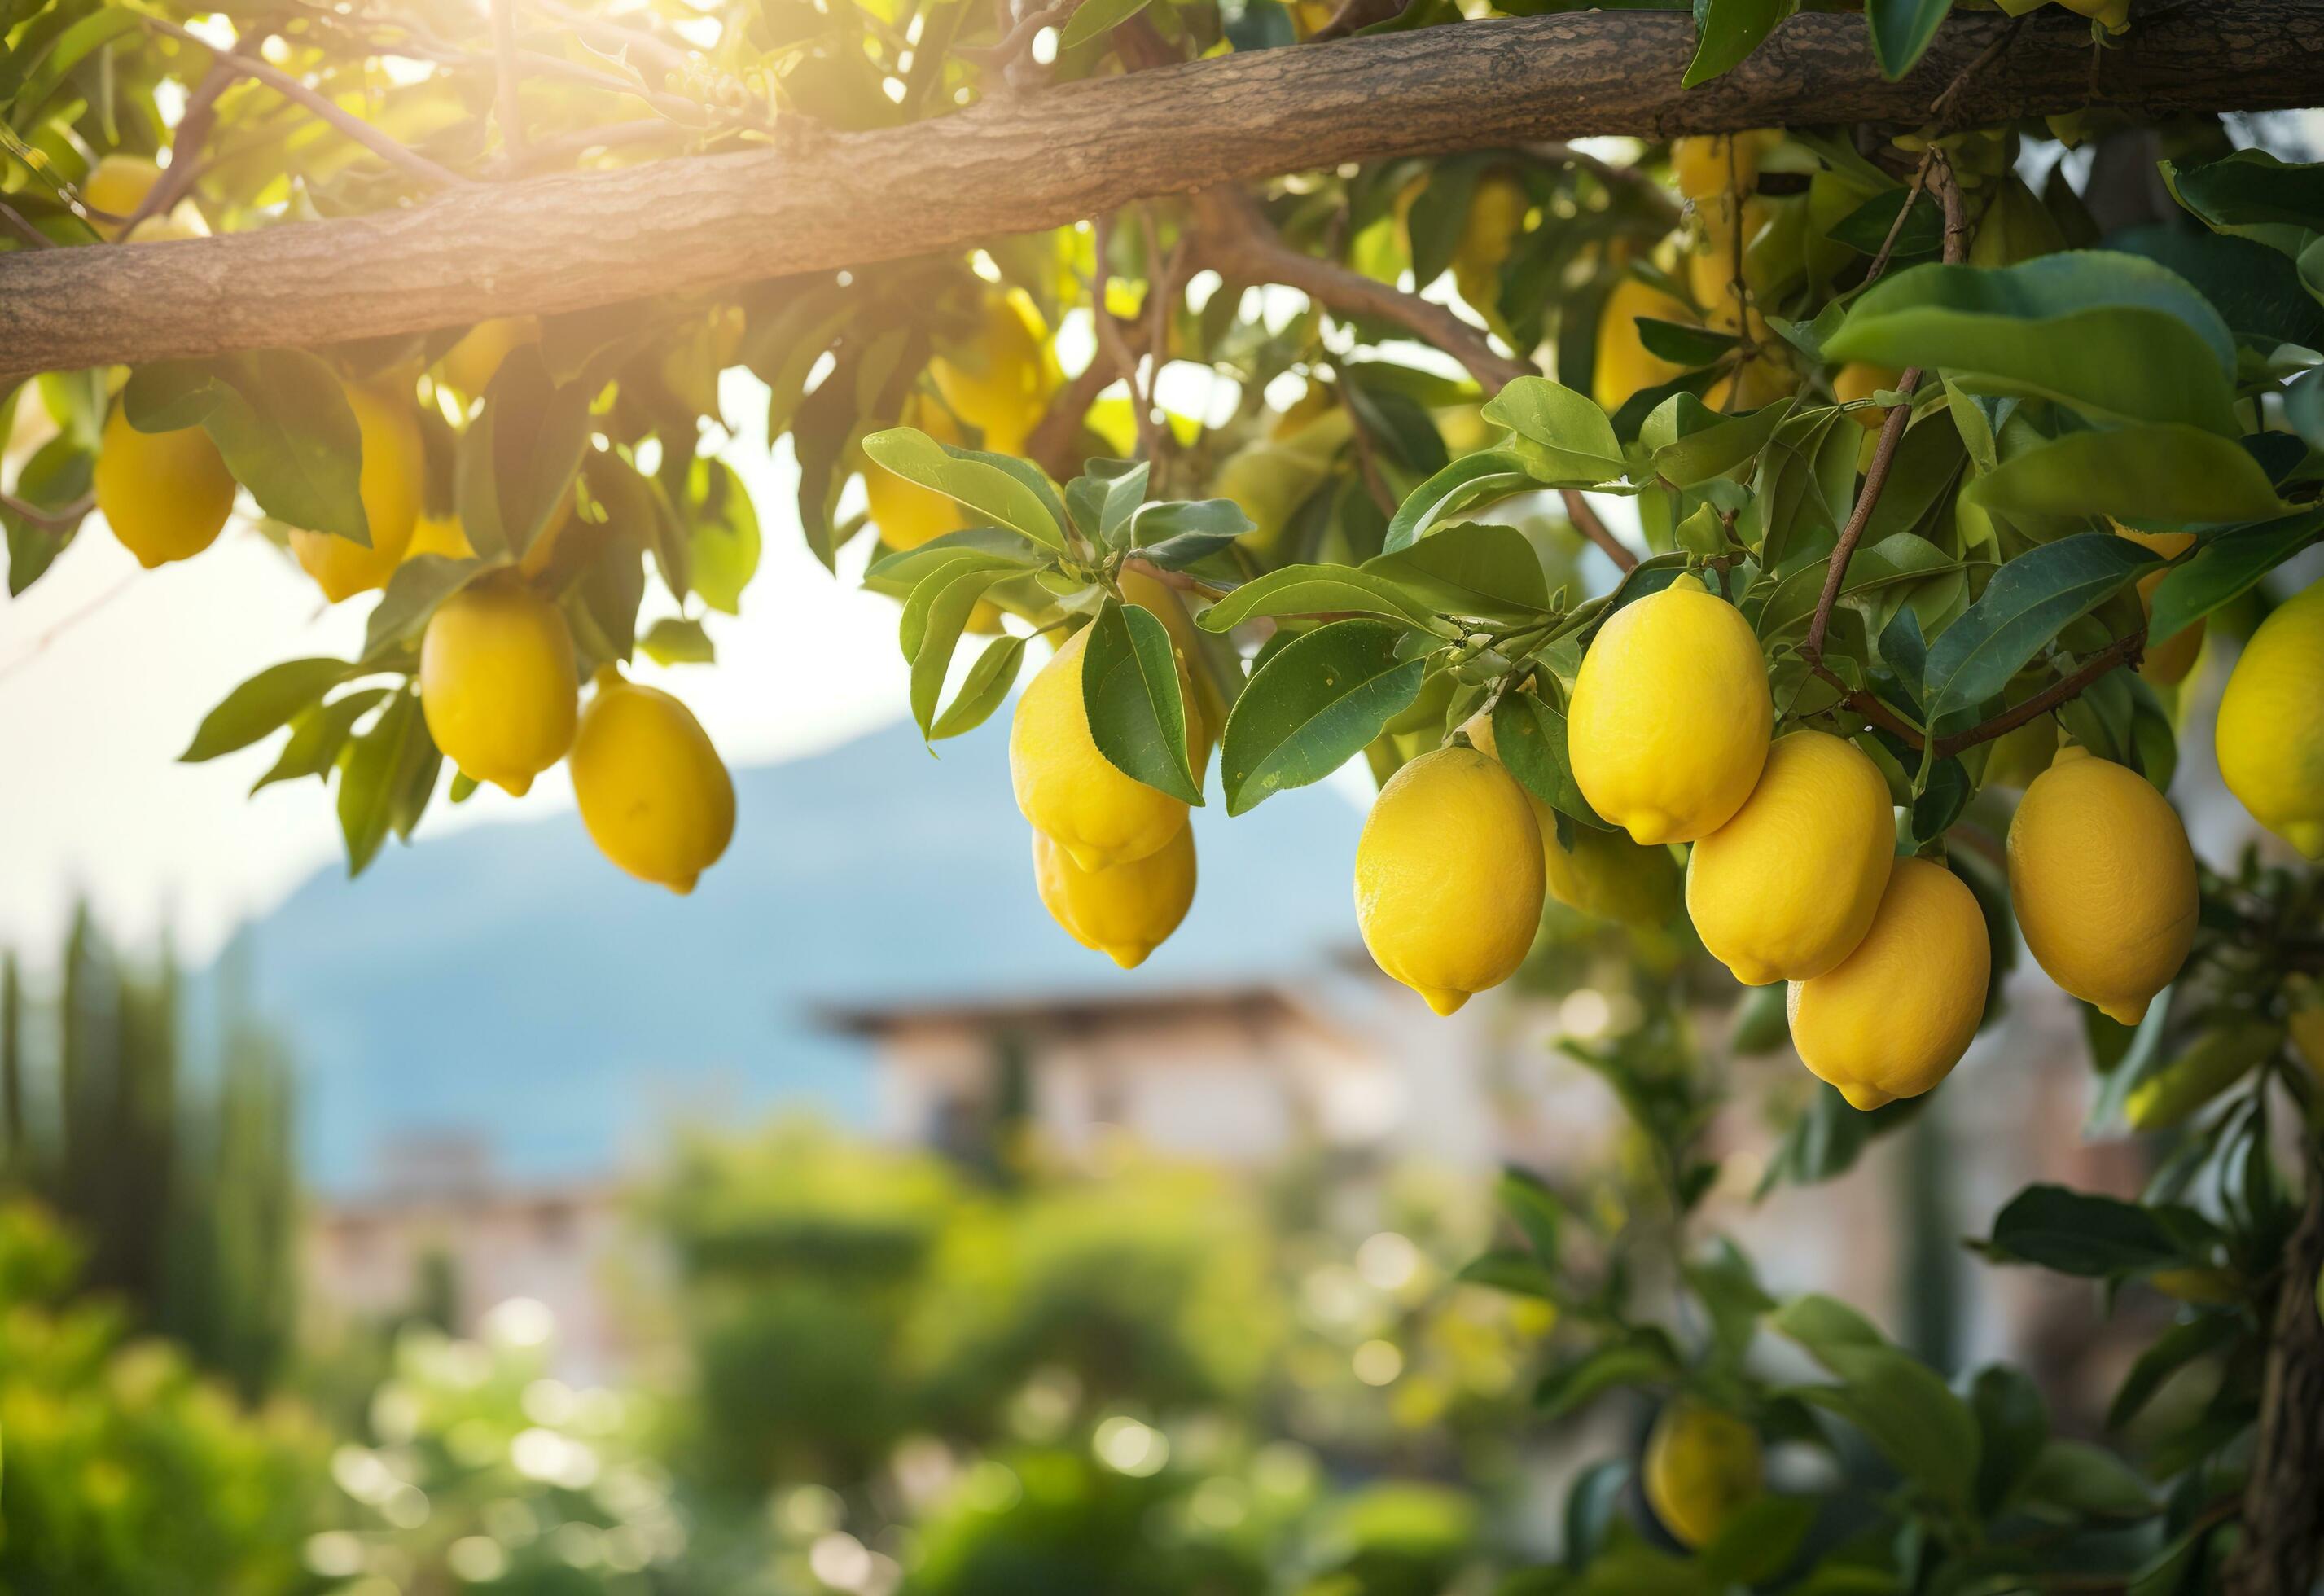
[7, 0, 2324, 1586]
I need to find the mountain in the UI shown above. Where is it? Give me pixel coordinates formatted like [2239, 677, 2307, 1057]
[232, 717, 1367, 1192]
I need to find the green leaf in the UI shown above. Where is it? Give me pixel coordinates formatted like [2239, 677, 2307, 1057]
[1773, 1295, 1980, 1511]
[1082, 599, 1204, 805]
[1128, 498, 1254, 568]
[639, 616, 716, 665]
[1490, 690, 1610, 829]
[252, 690, 391, 794]
[1866, 0, 1953, 80]
[2, 433, 94, 596]
[685, 458, 762, 616]
[905, 565, 1006, 738]
[1918, 533, 2155, 729]
[1498, 1167, 1564, 1264]
[2107, 1312, 2241, 1429]
[1218, 619, 1424, 813]
[1650, 398, 1792, 488]
[1682, 0, 1796, 87]
[1383, 449, 1536, 554]
[1755, 533, 1959, 640]
[1536, 1340, 1679, 1421]
[862, 428, 1064, 550]
[1967, 1364, 2050, 1517]
[2162, 150, 2324, 253]
[931, 634, 1027, 741]
[362, 555, 482, 665]
[1823, 253, 2241, 435]
[1363, 520, 1549, 619]
[2014, 1439, 2156, 1521]
[1635, 317, 1740, 366]
[1457, 1248, 1558, 1300]
[1196, 564, 1445, 632]
[1982, 1185, 2185, 1276]
[866, 527, 1049, 587]
[457, 344, 590, 562]
[1827, 184, 1943, 259]
[2147, 509, 2324, 643]
[180, 657, 353, 762]
[1480, 377, 1627, 487]
[1756, 1085, 1927, 1195]
[129, 353, 371, 542]
[1059, 0, 1154, 49]
[336, 691, 429, 878]
[1699, 1496, 1817, 1584]
[1968, 427, 2292, 525]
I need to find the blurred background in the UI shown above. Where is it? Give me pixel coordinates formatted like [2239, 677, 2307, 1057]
[0, 335, 2297, 1596]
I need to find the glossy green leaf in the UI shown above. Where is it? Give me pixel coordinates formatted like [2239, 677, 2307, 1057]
[2, 434, 93, 596]
[1823, 253, 2241, 435]
[1083, 599, 1204, 805]
[360, 555, 482, 665]
[1490, 690, 1611, 829]
[685, 458, 763, 616]
[1059, 0, 1155, 49]
[1755, 533, 1958, 640]
[863, 428, 1064, 550]
[905, 565, 1006, 737]
[1773, 1294, 1980, 1512]
[1383, 449, 1536, 554]
[1981, 1185, 2185, 1276]
[1866, 0, 1953, 79]
[2162, 150, 2324, 254]
[1128, 498, 1254, 567]
[1219, 619, 1424, 814]
[458, 344, 590, 562]
[639, 616, 716, 665]
[931, 634, 1027, 741]
[129, 352, 371, 542]
[1651, 397, 1792, 488]
[2107, 1312, 2241, 1429]
[2147, 509, 2324, 643]
[1967, 426, 2291, 525]
[1918, 533, 2155, 728]
[181, 657, 353, 763]
[1196, 564, 1444, 632]
[1363, 520, 1549, 619]
[1682, 0, 1796, 87]
[336, 691, 429, 878]
[2015, 1439, 2157, 1520]
[252, 689, 390, 795]
[1480, 377, 1627, 487]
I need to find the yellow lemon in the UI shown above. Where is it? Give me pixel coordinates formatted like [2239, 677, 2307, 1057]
[1979, 714, 2059, 791]
[1462, 710, 1681, 927]
[1593, 275, 1693, 413]
[83, 154, 161, 224]
[1788, 857, 1990, 1110]
[570, 673, 735, 894]
[1011, 625, 1191, 871]
[437, 317, 540, 399]
[2112, 524, 2203, 686]
[866, 396, 970, 552]
[2216, 577, 2324, 858]
[1687, 730, 1896, 985]
[930, 289, 1056, 456]
[1033, 822, 1195, 968]
[1835, 362, 1902, 431]
[404, 513, 476, 563]
[93, 402, 236, 568]
[1354, 745, 1545, 1016]
[1642, 1401, 1762, 1550]
[418, 572, 578, 797]
[289, 380, 424, 602]
[1671, 132, 1781, 202]
[2007, 747, 2198, 1025]
[1452, 172, 1528, 312]
[1568, 576, 1772, 845]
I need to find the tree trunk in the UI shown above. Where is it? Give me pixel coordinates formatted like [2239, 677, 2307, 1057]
[2225, 1148, 2324, 1596]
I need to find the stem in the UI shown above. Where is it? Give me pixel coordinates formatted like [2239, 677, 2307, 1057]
[1930, 630, 2142, 760]
[2222, 1147, 2324, 1596]
[492, 0, 528, 157]
[1802, 369, 1921, 669]
[0, 489, 94, 531]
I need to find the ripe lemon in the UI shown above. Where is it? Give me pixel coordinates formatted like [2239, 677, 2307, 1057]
[1642, 1401, 1762, 1550]
[289, 380, 424, 602]
[1011, 625, 1191, 871]
[1452, 172, 1528, 312]
[2111, 524, 2203, 686]
[81, 154, 207, 241]
[1687, 730, 1895, 985]
[2007, 748, 2197, 1025]
[1788, 857, 1990, 1111]
[418, 572, 578, 797]
[2216, 577, 2324, 858]
[404, 513, 476, 563]
[1835, 362, 1901, 431]
[437, 317, 540, 399]
[1593, 276, 1693, 413]
[1033, 822, 1195, 968]
[570, 673, 734, 894]
[1671, 132, 1781, 202]
[930, 289, 1056, 456]
[94, 402, 237, 568]
[1979, 714, 2059, 791]
[1354, 745, 1545, 1016]
[865, 395, 969, 552]
[1461, 711, 1680, 927]
[1568, 576, 1772, 845]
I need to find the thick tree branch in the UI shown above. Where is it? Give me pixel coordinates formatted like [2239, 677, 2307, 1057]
[2224, 1148, 2324, 1596]
[5, 3, 2318, 379]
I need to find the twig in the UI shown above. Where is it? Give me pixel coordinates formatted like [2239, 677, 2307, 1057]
[1026, 315, 1147, 480]
[1863, 151, 1932, 286]
[1344, 396, 1399, 515]
[1521, 141, 1681, 223]
[1143, 217, 1186, 484]
[0, 200, 55, 250]
[492, 0, 528, 156]
[1306, 0, 1410, 42]
[1560, 492, 1636, 573]
[1931, 15, 2026, 129]
[141, 16, 476, 190]
[1803, 373, 1920, 669]
[119, 59, 233, 239]
[958, 0, 1077, 68]
[1931, 630, 2144, 760]
[523, 0, 692, 78]
[1093, 213, 1164, 466]
[1932, 148, 1971, 265]
[0, 489, 93, 531]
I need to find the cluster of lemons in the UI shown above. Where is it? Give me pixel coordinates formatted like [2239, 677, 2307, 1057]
[80, 167, 733, 894]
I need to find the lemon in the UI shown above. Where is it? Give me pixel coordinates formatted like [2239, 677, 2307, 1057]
[930, 289, 1056, 456]
[1011, 625, 1191, 871]
[1452, 172, 1528, 312]
[1593, 276, 1694, 414]
[866, 395, 970, 552]
[437, 317, 540, 399]
[94, 402, 237, 568]
[81, 154, 207, 241]
[1687, 730, 1895, 985]
[2216, 577, 2324, 858]
[1568, 576, 1772, 845]
[2111, 524, 2203, 686]
[1788, 857, 1991, 1110]
[570, 672, 735, 894]
[418, 572, 578, 797]
[289, 379, 424, 602]
[1033, 822, 1195, 968]
[2007, 747, 2197, 1025]
[404, 513, 476, 562]
[1462, 710, 1680, 927]
[1671, 132, 1781, 203]
[1354, 745, 1545, 1015]
[1834, 362, 1901, 431]
[1642, 1401, 1762, 1550]
[1979, 714, 2059, 791]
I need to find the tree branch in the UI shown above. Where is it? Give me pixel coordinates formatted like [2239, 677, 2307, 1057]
[7, 2, 2316, 379]
[2224, 1147, 2324, 1596]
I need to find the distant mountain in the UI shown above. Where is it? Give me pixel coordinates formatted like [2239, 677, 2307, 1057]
[232, 717, 1367, 1193]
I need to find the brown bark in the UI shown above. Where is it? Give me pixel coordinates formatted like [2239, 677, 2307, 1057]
[2224, 1151, 2324, 1596]
[4, 3, 2322, 379]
